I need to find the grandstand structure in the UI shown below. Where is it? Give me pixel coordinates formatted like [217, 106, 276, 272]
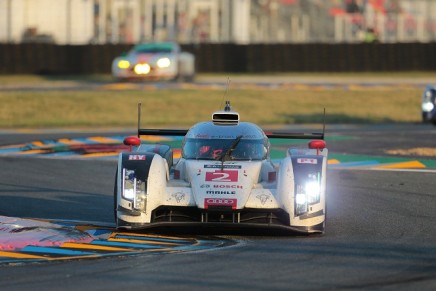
[0, 0, 435, 44]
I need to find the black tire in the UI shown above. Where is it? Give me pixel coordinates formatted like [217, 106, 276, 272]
[422, 112, 428, 123]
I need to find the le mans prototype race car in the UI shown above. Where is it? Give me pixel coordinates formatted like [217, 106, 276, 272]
[111, 42, 195, 81]
[422, 84, 436, 125]
[114, 102, 328, 234]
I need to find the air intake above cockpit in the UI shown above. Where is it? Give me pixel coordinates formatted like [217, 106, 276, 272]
[212, 101, 239, 125]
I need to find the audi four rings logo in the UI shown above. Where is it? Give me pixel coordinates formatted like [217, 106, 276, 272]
[204, 198, 237, 209]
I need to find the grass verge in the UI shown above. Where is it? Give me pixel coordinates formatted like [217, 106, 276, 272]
[0, 87, 422, 128]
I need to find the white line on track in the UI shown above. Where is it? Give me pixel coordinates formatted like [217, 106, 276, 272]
[368, 168, 436, 173]
[330, 167, 436, 173]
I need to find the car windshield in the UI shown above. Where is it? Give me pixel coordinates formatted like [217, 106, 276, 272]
[133, 43, 173, 54]
[182, 138, 266, 161]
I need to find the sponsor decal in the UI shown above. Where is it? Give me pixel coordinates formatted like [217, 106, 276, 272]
[213, 184, 242, 189]
[297, 158, 317, 164]
[200, 184, 210, 188]
[205, 170, 238, 182]
[128, 155, 146, 160]
[204, 198, 237, 209]
[172, 192, 185, 203]
[204, 165, 242, 169]
[210, 135, 257, 139]
[256, 194, 270, 205]
[195, 134, 209, 138]
[210, 135, 236, 139]
[206, 190, 236, 195]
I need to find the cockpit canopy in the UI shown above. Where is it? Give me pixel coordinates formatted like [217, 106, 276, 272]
[182, 121, 270, 161]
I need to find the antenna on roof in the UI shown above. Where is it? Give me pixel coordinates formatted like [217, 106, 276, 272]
[220, 77, 231, 110]
[322, 108, 326, 139]
[137, 103, 142, 138]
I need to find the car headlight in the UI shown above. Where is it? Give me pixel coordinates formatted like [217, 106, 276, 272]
[305, 181, 320, 204]
[157, 57, 171, 68]
[295, 174, 321, 216]
[422, 102, 434, 112]
[117, 60, 130, 69]
[134, 63, 151, 75]
[295, 191, 308, 216]
[122, 169, 147, 210]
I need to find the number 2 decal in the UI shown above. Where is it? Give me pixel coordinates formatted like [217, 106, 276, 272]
[205, 170, 238, 182]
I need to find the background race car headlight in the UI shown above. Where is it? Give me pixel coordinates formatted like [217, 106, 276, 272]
[117, 60, 130, 69]
[156, 57, 171, 68]
[122, 169, 147, 210]
[134, 64, 151, 75]
[422, 102, 434, 112]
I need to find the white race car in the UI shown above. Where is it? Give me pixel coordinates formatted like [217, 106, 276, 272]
[422, 84, 436, 125]
[114, 102, 328, 234]
[111, 42, 195, 81]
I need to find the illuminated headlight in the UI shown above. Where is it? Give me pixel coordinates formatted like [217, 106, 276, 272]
[157, 57, 171, 68]
[422, 102, 434, 112]
[122, 169, 147, 210]
[296, 193, 307, 205]
[295, 193, 308, 216]
[305, 181, 320, 204]
[134, 63, 151, 75]
[295, 174, 321, 216]
[117, 60, 130, 69]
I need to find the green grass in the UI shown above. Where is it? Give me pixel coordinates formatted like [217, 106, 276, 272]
[0, 87, 422, 128]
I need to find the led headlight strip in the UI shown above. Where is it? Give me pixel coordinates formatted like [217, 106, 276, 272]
[122, 168, 147, 210]
[295, 172, 321, 216]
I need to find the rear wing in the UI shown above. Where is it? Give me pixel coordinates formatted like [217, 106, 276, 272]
[136, 103, 325, 140]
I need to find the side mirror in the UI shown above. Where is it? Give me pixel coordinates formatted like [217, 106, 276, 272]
[308, 140, 326, 155]
[124, 136, 141, 151]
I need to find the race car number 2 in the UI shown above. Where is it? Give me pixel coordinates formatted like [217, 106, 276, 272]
[205, 170, 238, 182]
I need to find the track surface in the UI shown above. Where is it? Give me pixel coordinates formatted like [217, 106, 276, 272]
[0, 124, 435, 290]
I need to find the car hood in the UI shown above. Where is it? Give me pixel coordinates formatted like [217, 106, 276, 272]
[127, 52, 174, 63]
[185, 160, 262, 210]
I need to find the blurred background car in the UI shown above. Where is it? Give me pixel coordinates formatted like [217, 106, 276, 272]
[111, 42, 195, 81]
[421, 85, 436, 125]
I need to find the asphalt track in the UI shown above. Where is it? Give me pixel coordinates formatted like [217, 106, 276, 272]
[0, 123, 435, 290]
